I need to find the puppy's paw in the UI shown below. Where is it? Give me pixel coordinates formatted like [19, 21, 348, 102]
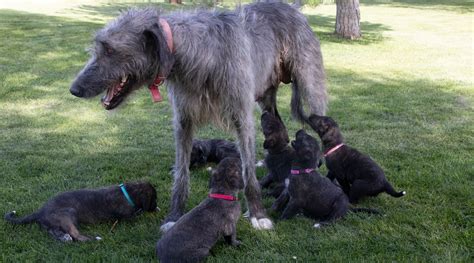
[256, 160, 265, 168]
[242, 210, 250, 218]
[232, 240, 242, 246]
[60, 233, 73, 242]
[250, 217, 273, 230]
[160, 222, 176, 233]
[95, 236, 102, 241]
[313, 223, 321, 229]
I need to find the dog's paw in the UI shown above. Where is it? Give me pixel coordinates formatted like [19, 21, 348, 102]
[95, 236, 102, 241]
[256, 160, 265, 167]
[313, 223, 321, 229]
[242, 210, 250, 218]
[60, 233, 73, 242]
[250, 217, 273, 230]
[232, 240, 242, 246]
[160, 222, 176, 233]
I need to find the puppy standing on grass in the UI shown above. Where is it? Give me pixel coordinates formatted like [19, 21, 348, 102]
[308, 115, 406, 204]
[259, 112, 294, 198]
[156, 158, 243, 263]
[4, 182, 157, 242]
[273, 130, 378, 227]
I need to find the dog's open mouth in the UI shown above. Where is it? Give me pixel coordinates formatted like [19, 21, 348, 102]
[101, 76, 133, 110]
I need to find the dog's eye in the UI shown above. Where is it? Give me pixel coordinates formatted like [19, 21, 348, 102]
[105, 47, 114, 55]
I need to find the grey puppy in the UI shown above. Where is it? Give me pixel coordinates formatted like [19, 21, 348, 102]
[190, 139, 240, 168]
[308, 115, 406, 203]
[4, 182, 157, 242]
[156, 158, 243, 263]
[69, 2, 327, 231]
[274, 130, 378, 227]
[259, 112, 294, 198]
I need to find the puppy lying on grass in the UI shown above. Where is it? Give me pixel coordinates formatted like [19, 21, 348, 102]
[190, 139, 240, 168]
[273, 130, 378, 227]
[259, 112, 294, 198]
[308, 114, 406, 203]
[156, 157, 243, 262]
[5, 181, 157, 242]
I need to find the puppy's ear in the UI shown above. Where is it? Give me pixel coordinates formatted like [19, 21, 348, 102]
[143, 22, 174, 77]
[141, 183, 158, 212]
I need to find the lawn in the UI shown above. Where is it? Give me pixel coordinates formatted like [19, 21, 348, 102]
[0, 0, 472, 262]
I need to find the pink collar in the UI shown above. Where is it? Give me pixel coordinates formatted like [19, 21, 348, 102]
[290, 168, 314, 175]
[208, 193, 238, 201]
[324, 143, 344, 157]
[148, 18, 174, 103]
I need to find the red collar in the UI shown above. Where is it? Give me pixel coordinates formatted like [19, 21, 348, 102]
[148, 18, 174, 103]
[290, 168, 314, 175]
[208, 193, 238, 201]
[324, 143, 344, 157]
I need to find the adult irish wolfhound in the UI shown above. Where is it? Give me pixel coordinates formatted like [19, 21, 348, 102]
[69, 2, 327, 231]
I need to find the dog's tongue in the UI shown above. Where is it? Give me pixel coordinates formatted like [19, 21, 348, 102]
[149, 85, 162, 102]
[102, 86, 116, 107]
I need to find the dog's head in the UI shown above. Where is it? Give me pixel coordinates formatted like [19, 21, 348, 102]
[261, 112, 289, 152]
[70, 8, 174, 110]
[127, 181, 158, 212]
[209, 158, 244, 192]
[308, 115, 343, 143]
[190, 140, 211, 167]
[291, 130, 321, 167]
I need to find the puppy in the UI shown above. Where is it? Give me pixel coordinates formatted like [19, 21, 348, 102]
[259, 112, 294, 198]
[273, 129, 356, 227]
[308, 114, 406, 203]
[156, 157, 243, 262]
[5, 182, 157, 242]
[190, 139, 240, 168]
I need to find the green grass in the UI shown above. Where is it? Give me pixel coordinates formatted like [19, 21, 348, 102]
[1, 1, 472, 262]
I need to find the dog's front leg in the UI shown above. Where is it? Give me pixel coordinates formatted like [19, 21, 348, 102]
[224, 223, 241, 247]
[161, 115, 194, 232]
[280, 198, 300, 220]
[234, 111, 273, 230]
[272, 188, 290, 213]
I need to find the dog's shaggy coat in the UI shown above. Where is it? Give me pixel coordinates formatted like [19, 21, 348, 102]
[308, 115, 406, 203]
[156, 158, 243, 262]
[190, 139, 240, 168]
[69, 2, 327, 230]
[4, 182, 157, 242]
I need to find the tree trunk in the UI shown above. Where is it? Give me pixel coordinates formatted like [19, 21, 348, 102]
[335, 0, 361, 39]
[169, 0, 182, 4]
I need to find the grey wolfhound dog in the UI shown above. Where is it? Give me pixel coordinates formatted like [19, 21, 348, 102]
[69, 2, 327, 231]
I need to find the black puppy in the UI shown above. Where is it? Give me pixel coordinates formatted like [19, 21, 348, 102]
[5, 182, 157, 242]
[274, 130, 378, 227]
[259, 112, 294, 198]
[308, 114, 406, 203]
[190, 139, 240, 168]
[156, 157, 243, 262]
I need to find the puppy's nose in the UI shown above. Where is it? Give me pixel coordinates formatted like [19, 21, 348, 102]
[69, 84, 84, 97]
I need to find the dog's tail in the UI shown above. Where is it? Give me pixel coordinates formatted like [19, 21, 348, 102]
[349, 207, 381, 215]
[290, 77, 327, 125]
[384, 182, 406, 198]
[4, 211, 38, 224]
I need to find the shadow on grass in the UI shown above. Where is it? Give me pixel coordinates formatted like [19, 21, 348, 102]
[307, 13, 391, 45]
[360, 0, 474, 13]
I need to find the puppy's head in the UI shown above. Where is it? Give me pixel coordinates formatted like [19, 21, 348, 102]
[209, 158, 244, 192]
[308, 114, 342, 143]
[261, 112, 289, 151]
[190, 140, 209, 167]
[127, 181, 158, 212]
[291, 130, 321, 166]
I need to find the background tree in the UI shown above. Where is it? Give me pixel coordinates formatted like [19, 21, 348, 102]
[169, 0, 182, 4]
[335, 0, 361, 39]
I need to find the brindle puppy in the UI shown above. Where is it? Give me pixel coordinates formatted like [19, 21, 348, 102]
[156, 158, 243, 263]
[308, 114, 406, 203]
[259, 112, 294, 198]
[274, 130, 378, 227]
[5, 182, 157, 242]
[190, 139, 240, 168]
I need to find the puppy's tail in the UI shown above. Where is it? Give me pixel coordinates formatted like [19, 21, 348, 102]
[4, 211, 38, 224]
[384, 182, 406, 198]
[350, 207, 381, 215]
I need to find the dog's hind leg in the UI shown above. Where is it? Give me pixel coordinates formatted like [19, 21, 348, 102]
[348, 180, 375, 204]
[162, 115, 195, 232]
[280, 198, 300, 220]
[233, 110, 273, 230]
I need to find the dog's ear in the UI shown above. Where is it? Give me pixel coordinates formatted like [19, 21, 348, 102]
[141, 183, 158, 212]
[143, 22, 174, 77]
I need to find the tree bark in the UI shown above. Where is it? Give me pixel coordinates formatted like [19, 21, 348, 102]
[335, 0, 361, 39]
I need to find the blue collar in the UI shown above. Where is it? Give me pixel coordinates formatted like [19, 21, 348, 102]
[119, 183, 136, 208]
